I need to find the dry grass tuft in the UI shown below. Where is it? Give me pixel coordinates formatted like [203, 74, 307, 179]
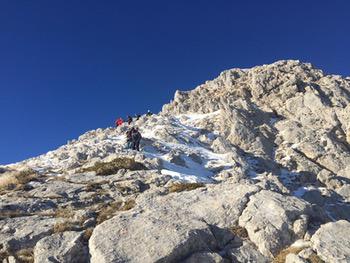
[54, 207, 75, 219]
[85, 180, 109, 192]
[83, 227, 94, 242]
[53, 221, 77, 233]
[0, 250, 10, 262]
[122, 199, 136, 211]
[80, 158, 147, 176]
[85, 182, 103, 191]
[0, 168, 37, 192]
[273, 246, 303, 263]
[308, 252, 324, 263]
[0, 210, 35, 219]
[15, 248, 34, 263]
[230, 225, 249, 239]
[169, 183, 205, 193]
[96, 199, 136, 224]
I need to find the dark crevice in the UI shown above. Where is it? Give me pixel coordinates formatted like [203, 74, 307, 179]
[292, 148, 335, 174]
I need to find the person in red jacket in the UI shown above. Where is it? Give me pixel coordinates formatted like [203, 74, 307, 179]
[115, 117, 124, 127]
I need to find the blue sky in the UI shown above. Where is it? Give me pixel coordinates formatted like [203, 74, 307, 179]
[1, 0, 350, 164]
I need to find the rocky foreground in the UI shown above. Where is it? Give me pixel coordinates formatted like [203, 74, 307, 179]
[1, 60, 350, 263]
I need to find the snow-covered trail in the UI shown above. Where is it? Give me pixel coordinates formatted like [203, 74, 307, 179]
[10, 111, 235, 183]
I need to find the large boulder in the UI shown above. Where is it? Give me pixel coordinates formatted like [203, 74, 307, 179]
[0, 216, 56, 253]
[34, 231, 88, 263]
[89, 182, 260, 263]
[311, 220, 350, 263]
[238, 190, 312, 258]
[227, 240, 269, 263]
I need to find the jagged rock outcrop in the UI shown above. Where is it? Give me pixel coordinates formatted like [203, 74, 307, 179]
[1, 60, 349, 262]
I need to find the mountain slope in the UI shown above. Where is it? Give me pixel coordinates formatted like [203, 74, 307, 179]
[1, 60, 350, 263]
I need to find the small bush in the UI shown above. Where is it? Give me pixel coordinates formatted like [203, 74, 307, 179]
[85, 182, 102, 191]
[53, 221, 77, 233]
[83, 227, 94, 243]
[81, 158, 147, 176]
[15, 169, 37, 184]
[96, 199, 136, 224]
[122, 199, 136, 211]
[0, 209, 28, 219]
[15, 248, 34, 263]
[230, 225, 248, 239]
[169, 183, 205, 193]
[0, 250, 10, 262]
[273, 246, 303, 263]
[54, 207, 75, 219]
[308, 252, 324, 263]
[0, 168, 37, 192]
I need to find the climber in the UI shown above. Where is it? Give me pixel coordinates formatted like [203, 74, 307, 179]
[127, 116, 133, 125]
[131, 127, 142, 151]
[146, 110, 153, 116]
[115, 117, 124, 127]
[135, 114, 141, 121]
[125, 127, 134, 149]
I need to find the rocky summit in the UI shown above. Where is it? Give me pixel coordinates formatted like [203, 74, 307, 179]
[1, 60, 350, 263]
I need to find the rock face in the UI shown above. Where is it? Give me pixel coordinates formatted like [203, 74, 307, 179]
[89, 183, 260, 262]
[0, 216, 56, 252]
[1, 60, 350, 262]
[34, 231, 88, 263]
[311, 220, 350, 263]
[239, 190, 311, 257]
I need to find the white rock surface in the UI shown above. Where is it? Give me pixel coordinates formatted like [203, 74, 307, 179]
[89, 183, 259, 263]
[0, 216, 56, 253]
[311, 220, 350, 263]
[239, 190, 311, 257]
[34, 231, 88, 263]
[285, 253, 308, 263]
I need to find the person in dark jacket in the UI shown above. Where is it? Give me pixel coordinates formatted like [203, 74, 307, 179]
[125, 128, 134, 149]
[127, 116, 133, 125]
[135, 114, 141, 121]
[131, 127, 142, 151]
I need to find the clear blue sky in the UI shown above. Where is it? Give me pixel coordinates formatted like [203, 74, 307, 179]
[1, 0, 349, 164]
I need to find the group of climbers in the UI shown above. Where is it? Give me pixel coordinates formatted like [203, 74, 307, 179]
[115, 110, 153, 127]
[114, 110, 153, 151]
[125, 127, 142, 151]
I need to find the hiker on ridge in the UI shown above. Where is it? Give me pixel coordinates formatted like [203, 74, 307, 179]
[127, 116, 133, 125]
[125, 127, 134, 149]
[115, 117, 124, 127]
[146, 110, 153, 116]
[131, 127, 142, 151]
[135, 114, 141, 121]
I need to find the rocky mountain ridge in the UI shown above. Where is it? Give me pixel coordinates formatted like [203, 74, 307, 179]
[1, 60, 350, 263]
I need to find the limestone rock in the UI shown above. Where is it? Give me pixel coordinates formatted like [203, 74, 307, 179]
[34, 231, 88, 263]
[285, 253, 308, 263]
[311, 220, 350, 263]
[0, 216, 56, 253]
[183, 252, 228, 263]
[239, 190, 311, 258]
[89, 183, 259, 263]
[227, 240, 269, 263]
